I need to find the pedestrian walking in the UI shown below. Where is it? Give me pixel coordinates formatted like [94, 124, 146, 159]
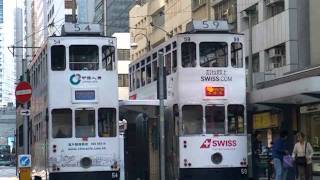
[272, 130, 289, 180]
[292, 132, 313, 180]
[253, 132, 263, 179]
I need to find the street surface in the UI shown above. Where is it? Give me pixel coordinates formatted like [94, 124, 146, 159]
[0, 166, 18, 180]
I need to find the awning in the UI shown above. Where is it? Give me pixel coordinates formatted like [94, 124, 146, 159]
[249, 76, 320, 105]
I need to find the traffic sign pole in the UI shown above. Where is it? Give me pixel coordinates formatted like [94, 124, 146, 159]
[18, 155, 31, 180]
[15, 82, 32, 155]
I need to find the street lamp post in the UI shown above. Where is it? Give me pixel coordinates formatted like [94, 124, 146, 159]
[158, 52, 165, 180]
[131, 33, 151, 51]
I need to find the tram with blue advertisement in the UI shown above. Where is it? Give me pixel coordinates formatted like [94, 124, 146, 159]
[27, 23, 124, 180]
[128, 20, 248, 180]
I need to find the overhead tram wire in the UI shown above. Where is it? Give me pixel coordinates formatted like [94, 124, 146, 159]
[13, 18, 65, 46]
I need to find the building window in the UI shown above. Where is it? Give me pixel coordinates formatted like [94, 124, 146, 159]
[265, 0, 285, 19]
[267, 44, 286, 70]
[151, 8, 165, 28]
[118, 74, 129, 87]
[118, 49, 130, 60]
[192, 0, 206, 10]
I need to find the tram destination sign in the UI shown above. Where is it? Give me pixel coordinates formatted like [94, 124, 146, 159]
[186, 20, 229, 32]
[15, 81, 32, 104]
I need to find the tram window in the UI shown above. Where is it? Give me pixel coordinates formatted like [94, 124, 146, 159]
[173, 104, 179, 136]
[182, 105, 203, 135]
[166, 44, 171, 52]
[98, 108, 116, 137]
[152, 60, 158, 81]
[51, 45, 65, 71]
[146, 63, 152, 84]
[132, 72, 136, 90]
[102, 46, 115, 71]
[75, 109, 95, 138]
[165, 53, 172, 75]
[231, 43, 243, 68]
[172, 50, 177, 73]
[181, 42, 196, 67]
[147, 56, 151, 63]
[200, 42, 228, 67]
[173, 41, 177, 49]
[52, 109, 72, 138]
[135, 69, 141, 88]
[69, 45, 99, 70]
[227, 105, 244, 134]
[205, 105, 225, 134]
[141, 66, 146, 86]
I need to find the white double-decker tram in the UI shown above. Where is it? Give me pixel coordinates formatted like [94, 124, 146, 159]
[128, 21, 248, 179]
[29, 24, 124, 180]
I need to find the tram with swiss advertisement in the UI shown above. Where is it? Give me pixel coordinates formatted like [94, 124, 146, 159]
[27, 23, 124, 180]
[128, 20, 248, 180]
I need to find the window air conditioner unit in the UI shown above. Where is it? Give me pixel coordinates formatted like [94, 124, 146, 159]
[269, 62, 280, 69]
[240, 11, 248, 19]
[269, 48, 283, 58]
[265, 0, 284, 6]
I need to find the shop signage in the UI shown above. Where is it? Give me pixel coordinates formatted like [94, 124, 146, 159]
[300, 104, 320, 114]
[253, 112, 279, 129]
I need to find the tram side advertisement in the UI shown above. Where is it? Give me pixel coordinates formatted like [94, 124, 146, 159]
[179, 135, 247, 169]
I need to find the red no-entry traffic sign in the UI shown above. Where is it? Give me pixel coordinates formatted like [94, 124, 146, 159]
[15, 81, 32, 104]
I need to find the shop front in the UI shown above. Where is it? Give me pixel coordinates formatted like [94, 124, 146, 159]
[252, 111, 281, 179]
[300, 104, 320, 177]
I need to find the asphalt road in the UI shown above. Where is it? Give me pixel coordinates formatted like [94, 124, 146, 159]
[0, 166, 18, 180]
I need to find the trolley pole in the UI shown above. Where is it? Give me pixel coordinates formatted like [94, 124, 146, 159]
[158, 52, 165, 180]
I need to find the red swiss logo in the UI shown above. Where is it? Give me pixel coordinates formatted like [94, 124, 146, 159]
[200, 139, 237, 149]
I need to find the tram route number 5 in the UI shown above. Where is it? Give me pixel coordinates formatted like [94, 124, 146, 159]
[241, 168, 248, 175]
[112, 172, 118, 179]
[74, 24, 92, 32]
[202, 21, 220, 29]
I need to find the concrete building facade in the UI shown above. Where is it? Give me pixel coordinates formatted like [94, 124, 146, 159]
[94, 0, 134, 36]
[129, 0, 192, 60]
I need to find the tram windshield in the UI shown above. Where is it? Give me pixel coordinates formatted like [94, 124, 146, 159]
[98, 108, 116, 137]
[52, 109, 72, 138]
[205, 105, 225, 134]
[69, 45, 99, 70]
[200, 42, 228, 67]
[227, 105, 245, 134]
[182, 105, 203, 135]
[75, 109, 95, 138]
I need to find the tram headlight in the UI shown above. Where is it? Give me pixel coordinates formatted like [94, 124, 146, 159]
[211, 153, 223, 164]
[80, 157, 92, 169]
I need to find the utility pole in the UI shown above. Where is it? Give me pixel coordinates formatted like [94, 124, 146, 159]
[247, 11, 254, 91]
[158, 52, 165, 180]
[103, 0, 108, 36]
[207, 0, 212, 20]
[72, 0, 77, 23]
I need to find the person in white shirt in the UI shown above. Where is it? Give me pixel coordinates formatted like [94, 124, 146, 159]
[292, 132, 314, 180]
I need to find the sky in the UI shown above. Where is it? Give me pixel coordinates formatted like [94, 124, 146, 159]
[2, 0, 23, 105]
